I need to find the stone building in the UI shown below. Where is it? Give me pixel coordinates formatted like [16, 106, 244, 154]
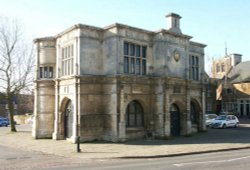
[212, 53, 242, 79]
[33, 13, 207, 143]
[212, 54, 250, 116]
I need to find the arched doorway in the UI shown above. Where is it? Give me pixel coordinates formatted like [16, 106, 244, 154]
[170, 104, 180, 136]
[191, 100, 200, 125]
[64, 100, 73, 138]
[126, 100, 144, 127]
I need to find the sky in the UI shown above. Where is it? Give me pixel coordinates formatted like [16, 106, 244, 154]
[0, 0, 249, 74]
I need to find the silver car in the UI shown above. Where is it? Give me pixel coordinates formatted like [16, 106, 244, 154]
[210, 115, 239, 128]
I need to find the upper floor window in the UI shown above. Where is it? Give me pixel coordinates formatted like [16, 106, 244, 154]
[190, 55, 199, 81]
[62, 45, 74, 76]
[39, 66, 53, 79]
[216, 63, 220, 72]
[124, 42, 146, 75]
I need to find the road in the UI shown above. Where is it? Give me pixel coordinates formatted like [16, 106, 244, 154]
[46, 149, 250, 170]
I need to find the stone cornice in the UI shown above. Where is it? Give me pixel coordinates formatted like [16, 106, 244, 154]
[190, 41, 207, 48]
[154, 29, 192, 39]
[33, 37, 55, 43]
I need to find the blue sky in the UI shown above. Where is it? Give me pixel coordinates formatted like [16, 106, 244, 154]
[1, 0, 249, 74]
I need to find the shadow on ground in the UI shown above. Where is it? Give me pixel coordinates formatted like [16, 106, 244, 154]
[84, 117, 250, 146]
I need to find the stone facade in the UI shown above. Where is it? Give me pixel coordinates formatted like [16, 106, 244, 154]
[33, 13, 207, 143]
[213, 56, 250, 116]
[212, 53, 242, 79]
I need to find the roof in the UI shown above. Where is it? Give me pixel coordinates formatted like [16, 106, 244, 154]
[227, 61, 250, 83]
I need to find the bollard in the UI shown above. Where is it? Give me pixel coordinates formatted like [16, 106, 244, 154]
[77, 136, 81, 153]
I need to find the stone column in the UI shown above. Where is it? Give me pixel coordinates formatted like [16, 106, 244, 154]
[32, 83, 38, 138]
[32, 42, 40, 139]
[70, 78, 79, 143]
[53, 44, 62, 140]
[118, 88, 126, 141]
[164, 83, 170, 137]
[185, 82, 192, 135]
[52, 80, 61, 140]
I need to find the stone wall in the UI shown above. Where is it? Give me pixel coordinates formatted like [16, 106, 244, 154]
[33, 80, 55, 139]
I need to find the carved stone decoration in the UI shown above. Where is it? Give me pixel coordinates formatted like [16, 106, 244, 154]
[173, 50, 181, 62]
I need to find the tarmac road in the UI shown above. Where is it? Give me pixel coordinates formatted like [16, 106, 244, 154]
[47, 149, 250, 170]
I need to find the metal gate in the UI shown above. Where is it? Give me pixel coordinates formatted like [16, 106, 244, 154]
[170, 104, 180, 136]
[64, 100, 73, 138]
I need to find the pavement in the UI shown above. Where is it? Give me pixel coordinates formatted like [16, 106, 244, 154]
[1, 117, 250, 160]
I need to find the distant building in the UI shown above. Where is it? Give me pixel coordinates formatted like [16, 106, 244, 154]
[33, 13, 207, 143]
[212, 53, 242, 79]
[212, 54, 250, 116]
[0, 93, 33, 118]
[204, 75, 218, 114]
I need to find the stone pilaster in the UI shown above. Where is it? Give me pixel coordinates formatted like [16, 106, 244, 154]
[185, 82, 192, 135]
[118, 88, 126, 141]
[52, 80, 62, 140]
[164, 83, 170, 137]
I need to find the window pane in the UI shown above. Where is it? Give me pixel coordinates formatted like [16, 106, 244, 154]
[62, 49, 64, 59]
[142, 46, 147, 58]
[196, 68, 199, 80]
[126, 111, 129, 126]
[130, 58, 135, 74]
[49, 67, 53, 78]
[129, 102, 136, 113]
[44, 67, 48, 78]
[124, 57, 129, 73]
[136, 59, 140, 74]
[71, 59, 74, 75]
[129, 113, 135, 126]
[65, 48, 67, 59]
[68, 60, 70, 75]
[66, 60, 68, 75]
[192, 67, 195, 80]
[195, 57, 199, 66]
[192, 56, 195, 65]
[136, 45, 140, 57]
[40, 67, 43, 78]
[135, 104, 143, 126]
[130, 44, 135, 56]
[124, 42, 129, 55]
[71, 45, 74, 56]
[136, 113, 142, 126]
[142, 60, 146, 75]
[68, 46, 70, 58]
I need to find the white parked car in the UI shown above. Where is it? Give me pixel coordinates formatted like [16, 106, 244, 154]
[210, 115, 239, 128]
[205, 114, 218, 126]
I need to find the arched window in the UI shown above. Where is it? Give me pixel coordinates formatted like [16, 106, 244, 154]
[126, 101, 144, 127]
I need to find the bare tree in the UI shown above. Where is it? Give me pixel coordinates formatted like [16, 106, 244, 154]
[0, 17, 34, 132]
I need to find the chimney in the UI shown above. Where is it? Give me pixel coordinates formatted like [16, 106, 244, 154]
[166, 13, 182, 34]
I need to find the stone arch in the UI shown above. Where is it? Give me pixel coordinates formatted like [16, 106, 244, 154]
[190, 98, 202, 130]
[122, 99, 147, 140]
[169, 100, 185, 136]
[125, 100, 145, 128]
[59, 97, 73, 139]
[170, 103, 181, 136]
